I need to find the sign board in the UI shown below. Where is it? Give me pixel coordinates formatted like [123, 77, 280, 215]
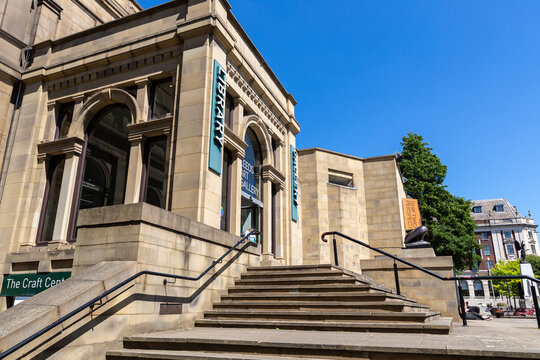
[290, 145, 298, 222]
[208, 60, 226, 174]
[403, 198, 422, 231]
[1, 272, 71, 297]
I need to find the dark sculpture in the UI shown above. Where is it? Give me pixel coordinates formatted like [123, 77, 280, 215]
[514, 240, 527, 262]
[404, 225, 430, 248]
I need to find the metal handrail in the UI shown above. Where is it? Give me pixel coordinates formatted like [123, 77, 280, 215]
[0, 229, 260, 359]
[322, 231, 540, 328]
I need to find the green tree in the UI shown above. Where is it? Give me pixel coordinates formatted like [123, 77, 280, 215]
[491, 260, 521, 298]
[399, 132, 480, 271]
[525, 254, 540, 278]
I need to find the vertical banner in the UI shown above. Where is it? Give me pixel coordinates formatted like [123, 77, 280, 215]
[402, 198, 422, 230]
[290, 145, 298, 222]
[208, 60, 226, 174]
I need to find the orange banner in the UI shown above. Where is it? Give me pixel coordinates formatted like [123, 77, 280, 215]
[403, 198, 422, 231]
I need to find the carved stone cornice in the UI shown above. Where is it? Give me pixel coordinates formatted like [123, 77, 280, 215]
[126, 116, 172, 142]
[224, 126, 247, 159]
[261, 164, 285, 190]
[37, 136, 85, 161]
[227, 62, 286, 135]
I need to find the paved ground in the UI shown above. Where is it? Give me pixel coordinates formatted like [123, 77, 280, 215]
[131, 318, 540, 358]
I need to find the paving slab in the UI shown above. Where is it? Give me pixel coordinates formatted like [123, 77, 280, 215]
[127, 318, 540, 358]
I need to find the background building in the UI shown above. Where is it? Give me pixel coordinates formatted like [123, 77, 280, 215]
[461, 198, 539, 307]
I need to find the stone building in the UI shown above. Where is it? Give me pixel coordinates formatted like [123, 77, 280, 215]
[461, 198, 539, 307]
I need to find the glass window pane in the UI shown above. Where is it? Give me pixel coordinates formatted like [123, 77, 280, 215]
[40, 157, 65, 243]
[144, 136, 167, 209]
[151, 78, 173, 120]
[459, 280, 469, 297]
[506, 244, 515, 255]
[220, 149, 231, 231]
[474, 280, 485, 297]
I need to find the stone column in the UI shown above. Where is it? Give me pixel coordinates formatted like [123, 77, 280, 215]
[135, 79, 149, 122]
[233, 97, 245, 131]
[261, 178, 273, 260]
[124, 134, 144, 204]
[51, 151, 81, 243]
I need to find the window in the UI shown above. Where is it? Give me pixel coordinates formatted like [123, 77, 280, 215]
[220, 148, 232, 231]
[142, 136, 168, 209]
[484, 246, 491, 256]
[481, 232, 489, 240]
[529, 231, 534, 239]
[532, 245, 537, 255]
[472, 206, 482, 213]
[474, 280, 485, 297]
[494, 204, 504, 212]
[224, 93, 234, 129]
[459, 280, 470, 297]
[506, 244, 515, 255]
[504, 231, 512, 239]
[328, 170, 355, 188]
[486, 260, 494, 270]
[36, 157, 65, 243]
[150, 78, 173, 120]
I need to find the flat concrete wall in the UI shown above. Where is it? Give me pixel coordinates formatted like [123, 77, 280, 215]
[361, 249, 459, 321]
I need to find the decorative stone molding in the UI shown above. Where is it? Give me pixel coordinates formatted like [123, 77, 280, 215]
[37, 136, 85, 161]
[227, 62, 286, 135]
[126, 116, 173, 142]
[224, 126, 247, 159]
[261, 164, 285, 190]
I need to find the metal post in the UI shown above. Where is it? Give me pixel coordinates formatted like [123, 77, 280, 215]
[457, 284, 467, 326]
[530, 285, 540, 329]
[332, 236, 339, 266]
[393, 260, 401, 296]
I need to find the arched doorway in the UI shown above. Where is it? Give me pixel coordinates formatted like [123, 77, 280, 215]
[240, 128, 263, 237]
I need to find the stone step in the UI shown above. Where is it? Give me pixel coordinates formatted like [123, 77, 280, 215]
[240, 269, 348, 279]
[220, 291, 414, 303]
[246, 264, 334, 272]
[107, 349, 334, 360]
[194, 318, 452, 334]
[203, 309, 441, 323]
[227, 283, 387, 294]
[213, 300, 428, 312]
[234, 275, 359, 286]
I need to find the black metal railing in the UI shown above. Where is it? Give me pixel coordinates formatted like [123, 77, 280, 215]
[322, 231, 540, 328]
[0, 229, 260, 360]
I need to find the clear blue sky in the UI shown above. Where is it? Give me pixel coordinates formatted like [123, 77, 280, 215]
[139, 0, 540, 219]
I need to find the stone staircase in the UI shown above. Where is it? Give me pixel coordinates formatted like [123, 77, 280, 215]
[107, 265, 460, 359]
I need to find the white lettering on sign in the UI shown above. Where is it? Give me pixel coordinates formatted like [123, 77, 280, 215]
[214, 67, 227, 148]
[291, 148, 299, 206]
[241, 159, 259, 198]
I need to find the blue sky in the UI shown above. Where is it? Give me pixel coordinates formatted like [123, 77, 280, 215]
[139, 0, 540, 219]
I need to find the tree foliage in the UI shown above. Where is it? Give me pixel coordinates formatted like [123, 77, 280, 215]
[399, 132, 480, 271]
[491, 260, 521, 297]
[525, 255, 540, 278]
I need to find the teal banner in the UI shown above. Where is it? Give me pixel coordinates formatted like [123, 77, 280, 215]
[208, 60, 227, 174]
[290, 145, 298, 222]
[1, 272, 71, 297]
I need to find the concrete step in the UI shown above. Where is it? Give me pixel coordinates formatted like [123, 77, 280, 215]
[203, 309, 441, 323]
[227, 283, 388, 294]
[234, 275, 359, 286]
[246, 264, 334, 272]
[106, 349, 335, 360]
[220, 291, 415, 303]
[213, 300, 429, 312]
[195, 318, 451, 334]
[240, 269, 348, 279]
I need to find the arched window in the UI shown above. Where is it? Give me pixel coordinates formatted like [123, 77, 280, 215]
[459, 280, 470, 297]
[69, 104, 131, 240]
[474, 280, 485, 297]
[240, 128, 263, 236]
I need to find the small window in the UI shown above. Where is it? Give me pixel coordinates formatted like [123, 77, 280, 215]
[472, 206, 482, 213]
[506, 244, 515, 255]
[37, 156, 65, 243]
[150, 78, 173, 120]
[504, 231, 512, 239]
[328, 170, 355, 188]
[481, 233, 489, 240]
[474, 280, 485, 297]
[529, 231, 534, 239]
[484, 246, 491, 256]
[494, 204, 504, 212]
[459, 280, 470, 297]
[532, 245, 537, 255]
[142, 136, 168, 209]
[486, 260, 494, 270]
